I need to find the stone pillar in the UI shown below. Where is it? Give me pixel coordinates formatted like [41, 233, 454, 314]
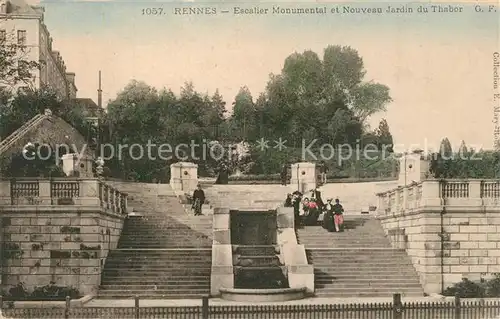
[290, 162, 316, 194]
[0, 180, 11, 205]
[61, 154, 94, 177]
[420, 180, 443, 207]
[77, 179, 100, 206]
[211, 207, 234, 296]
[398, 153, 430, 187]
[169, 162, 198, 194]
[276, 206, 314, 294]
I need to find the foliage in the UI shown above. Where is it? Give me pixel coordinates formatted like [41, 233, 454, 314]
[442, 278, 486, 298]
[3, 143, 65, 177]
[104, 81, 227, 181]
[1, 45, 394, 180]
[485, 273, 500, 297]
[0, 88, 90, 139]
[5, 282, 81, 301]
[0, 29, 39, 88]
[240, 45, 392, 146]
[429, 139, 500, 179]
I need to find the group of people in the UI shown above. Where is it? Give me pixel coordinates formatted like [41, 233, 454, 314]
[285, 189, 345, 232]
[191, 182, 344, 233]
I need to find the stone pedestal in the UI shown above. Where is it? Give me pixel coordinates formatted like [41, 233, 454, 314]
[61, 153, 94, 177]
[169, 162, 198, 194]
[399, 153, 430, 187]
[290, 162, 316, 194]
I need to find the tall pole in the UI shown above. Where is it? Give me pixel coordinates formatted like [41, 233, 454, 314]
[97, 71, 102, 108]
[404, 154, 407, 186]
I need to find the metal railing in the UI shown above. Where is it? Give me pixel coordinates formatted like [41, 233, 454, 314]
[1, 294, 499, 318]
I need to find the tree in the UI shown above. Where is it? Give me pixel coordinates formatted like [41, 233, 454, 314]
[439, 138, 453, 159]
[250, 45, 390, 146]
[230, 86, 258, 141]
[375, 118, 394, 152]
[0, 29, 39, 88]
[104, 80, 229, 181]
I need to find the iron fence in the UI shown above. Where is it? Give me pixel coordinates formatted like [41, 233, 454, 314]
[1, 294, 499, 319]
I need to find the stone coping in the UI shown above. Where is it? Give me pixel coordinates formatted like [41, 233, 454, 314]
[6, 295, 94, 308]
[2, 177, 99, 181]
[219, 287, 306, 294]
[219, 287, 308, 302]
[377, 206, 500, 219]
[0, 206, 127, 219]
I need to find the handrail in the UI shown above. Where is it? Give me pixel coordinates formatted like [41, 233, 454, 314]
[0, 114, 47, 155]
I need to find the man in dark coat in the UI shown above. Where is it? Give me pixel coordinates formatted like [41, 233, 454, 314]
[192, 184, 205, 216]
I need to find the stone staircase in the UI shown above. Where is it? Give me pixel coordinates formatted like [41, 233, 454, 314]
[98, 182, 212, 299]
[296, 215, 424, 297]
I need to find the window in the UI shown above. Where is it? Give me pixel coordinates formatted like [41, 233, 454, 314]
[0, 30, 6, 44]
[17, 30, 26, 46]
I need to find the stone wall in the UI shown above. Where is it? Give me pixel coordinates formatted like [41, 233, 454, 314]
[380, 209, 500, 294]
[2, 209, 125, 296]
[377, 179, 500, 294]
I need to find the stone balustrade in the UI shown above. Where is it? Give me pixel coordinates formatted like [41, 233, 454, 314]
[0, 178, 128, 216]
[376, 179, 500, 215]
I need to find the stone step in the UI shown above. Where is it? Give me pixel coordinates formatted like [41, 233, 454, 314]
[106, 256, 211, 261]
[98, 289, 209, 295]
[314, 271, 419, 277]
[313, 265, 414, 271]
[314, 289, 423, 297]
[234, 246, 279, 256]
[302, 245, 392, 249]
[234, 256, 282, 267]
[104, 262, 212, 268]
[118, 245, 213, 249]
[97, 293, 208, 299]
[101, 275, 210, 281]
[310, 261, 414, 267]
[109, 251, 212, 256]
[102, 271, 211, 276]
[308, 255, 409, 259]
[315, 276, 421, 282]
[100, 280, 210, 285]
[100, 284, 210, 290]
[102, 267, 211, 272]
[102, 263, 212, 269]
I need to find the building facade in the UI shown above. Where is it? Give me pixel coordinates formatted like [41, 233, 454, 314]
[0, 0, 77, 100]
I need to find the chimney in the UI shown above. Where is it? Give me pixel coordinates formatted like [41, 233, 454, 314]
[97, 71, 102, 108]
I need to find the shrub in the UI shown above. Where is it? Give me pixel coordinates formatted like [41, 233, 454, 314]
[443, 278, 486, 298]
[30, 282, 80, 300]
[486, 273, 500, 297]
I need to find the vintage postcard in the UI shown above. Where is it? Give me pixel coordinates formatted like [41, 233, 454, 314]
[0, 0, 500, 318]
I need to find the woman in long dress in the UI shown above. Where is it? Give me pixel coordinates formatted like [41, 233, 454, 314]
[322, 198, 336, 232]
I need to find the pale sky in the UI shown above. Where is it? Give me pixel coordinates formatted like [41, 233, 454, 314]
[31, 1, 499, 151]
